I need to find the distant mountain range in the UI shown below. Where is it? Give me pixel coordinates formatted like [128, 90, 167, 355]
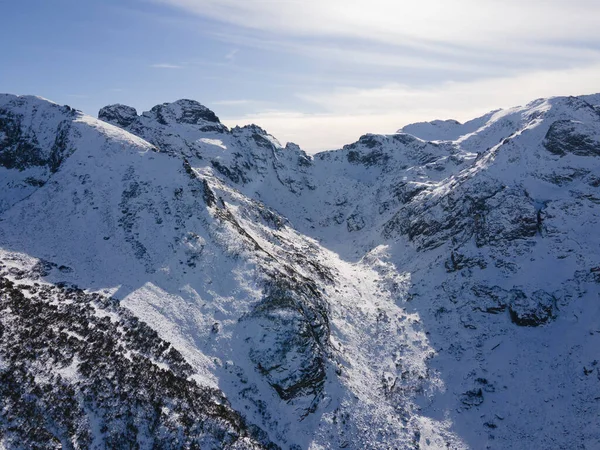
[1, 92, 599, 449]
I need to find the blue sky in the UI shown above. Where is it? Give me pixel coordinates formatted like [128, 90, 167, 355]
[2, 0, 600, 151]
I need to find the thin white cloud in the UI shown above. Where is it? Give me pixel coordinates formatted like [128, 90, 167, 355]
[150, 63, 184, 69]
[154, 0, 600, 53]
[151, 0, 600, 90]
[212, 99, 252, 106]
[212, 32, 504, 74]
[300, 64, 600, 115]
[224, 48, 239, 62]
[223, 64, 600, 153]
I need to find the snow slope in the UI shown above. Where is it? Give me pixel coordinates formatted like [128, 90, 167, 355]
[1, 93, 600, 449]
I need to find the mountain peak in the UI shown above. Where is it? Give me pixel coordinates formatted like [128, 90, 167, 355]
[98, 104, 138, 128]
[399, 110, 499, 142]
[99, 99, 221, 131]
[146, 99, 220, 126]
[231, 123, 268, 135]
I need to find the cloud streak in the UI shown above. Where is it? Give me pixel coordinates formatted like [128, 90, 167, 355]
[150, 63, 184, 69]
[154, 0, 600, 53]
[212, 99, 252, 106]
[151, 0, 600, 86]
[224, 48, 238, 62]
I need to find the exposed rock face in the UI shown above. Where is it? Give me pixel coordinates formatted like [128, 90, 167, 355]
[243, 279, 328, 406]
[0, 92, 600, 449]
[508, 290, 557, 327]
[98, 104, 138, 128]
[0, 96, 76, 173]
[100, 100, 221, 129]
[0, 95, 78, 213]
[460, 388, 484, 409]
[148, 99, 221, 125]
[544, 119, 600, 156]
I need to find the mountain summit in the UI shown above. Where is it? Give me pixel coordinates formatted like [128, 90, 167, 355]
[0, 92, 599, 449]
[100, 99, 222, 129]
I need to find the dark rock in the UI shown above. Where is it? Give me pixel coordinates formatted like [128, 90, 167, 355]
[347, 213, 366, 232]
[98, 104, 138, 128]
[544, 120, 600, 156]
[445, 251, 486, 272]
[0, 109, 73, 173]
[211, 160, 247, 184]
[471, 285, 508, 314]
[461, 388, 484, 408]
[384, 176, 541, 251]
[150, 99, 220, 125]
[24, 176, 45, 187]
[476, 378, 495, 393]
[509, 290, 557, 327]
[243, 278, 329, 409]
[346, 148, 390, 166]
[392, 133, 418, 145]
[251, 133, 275, 149]
[0, 109, 46, 170]
[393, 181, 427, 204]
[202, 179, 217, 208]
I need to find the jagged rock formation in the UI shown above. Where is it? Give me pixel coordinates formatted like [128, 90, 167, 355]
[0, 92, 600, 449]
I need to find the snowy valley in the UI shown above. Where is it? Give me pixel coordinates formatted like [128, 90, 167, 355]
[0, 92, 599, 449]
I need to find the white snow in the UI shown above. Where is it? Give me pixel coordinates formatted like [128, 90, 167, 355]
[1, 92, 599, 448]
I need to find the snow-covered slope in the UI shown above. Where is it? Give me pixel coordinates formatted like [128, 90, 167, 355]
[1, 93, 600, 449]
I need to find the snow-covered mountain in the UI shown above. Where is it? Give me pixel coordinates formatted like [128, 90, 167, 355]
[1, 92, 599, 449]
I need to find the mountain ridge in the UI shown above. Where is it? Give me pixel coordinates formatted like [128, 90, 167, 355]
[0, 92, 599, 449]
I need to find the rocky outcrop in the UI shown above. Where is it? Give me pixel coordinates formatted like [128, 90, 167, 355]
[148, 99, 221, 126]
[99, 100, 228, 153]
[0, 95, 78, 213]
[98, 104, 138, 128]
[243, 278, 329, 409]
[508, 290, 557, 327]
[544, 119, 600, 156]
[0, 98, 75, 172]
